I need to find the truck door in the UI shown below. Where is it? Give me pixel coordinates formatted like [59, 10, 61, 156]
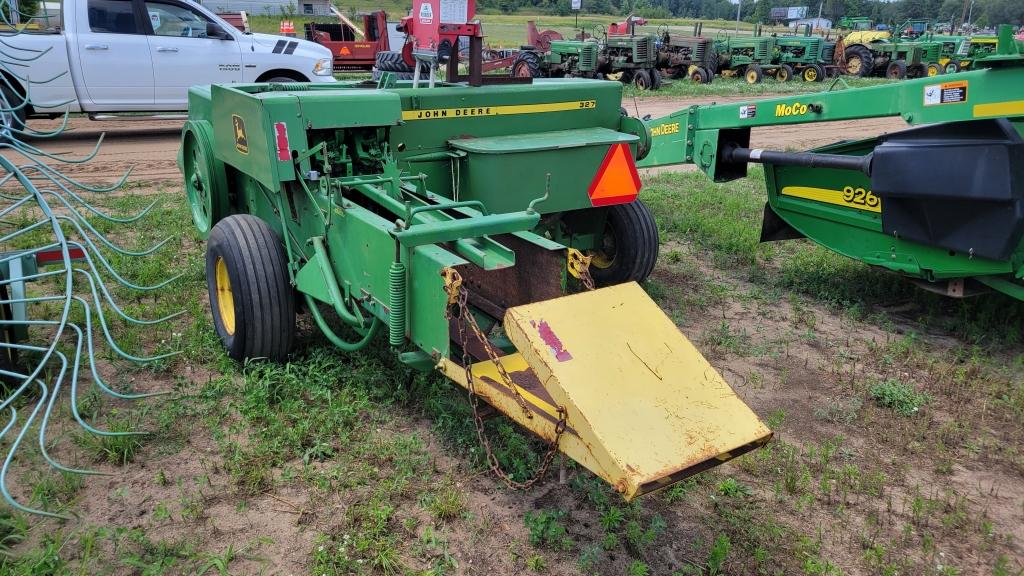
[143, 0, 242, 109]
[75, 0, 154, 107]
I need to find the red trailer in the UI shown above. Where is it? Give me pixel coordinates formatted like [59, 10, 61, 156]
[304, 10, 394, 71]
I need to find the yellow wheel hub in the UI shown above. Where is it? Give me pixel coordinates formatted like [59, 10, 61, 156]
[804, 68, 817, 81]
[927, 65, 939, 76]
[215, 256, 235, 335]
[848, 58, 861, 75]
[746, 70, 757, 83]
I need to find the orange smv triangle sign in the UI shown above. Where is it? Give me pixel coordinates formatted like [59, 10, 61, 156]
[587, 143, 642, 207]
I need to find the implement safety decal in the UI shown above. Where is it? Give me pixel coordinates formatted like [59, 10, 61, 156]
[402, 100, 596, 121]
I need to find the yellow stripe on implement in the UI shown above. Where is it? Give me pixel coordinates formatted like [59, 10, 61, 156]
[781, 185, 881, 213]
[973, 100, 1024, 118]
[402, 100, 596, 121]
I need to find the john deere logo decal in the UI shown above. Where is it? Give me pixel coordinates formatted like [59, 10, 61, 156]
[232, 115, 248, 155]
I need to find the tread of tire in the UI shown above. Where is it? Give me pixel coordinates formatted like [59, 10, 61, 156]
[209, 215, 294, 361]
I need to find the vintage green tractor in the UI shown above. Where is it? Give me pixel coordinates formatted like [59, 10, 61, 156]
[654, 22, 717, 83]
[841, 19, 945, 78]
[714, 31, 780, 84]
[774, 25, 834, 82]
[181, 1, 1024, 500]
[512, 18, 661, 90]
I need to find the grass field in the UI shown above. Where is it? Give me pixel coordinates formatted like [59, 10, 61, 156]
[2, 80, 1023, 575]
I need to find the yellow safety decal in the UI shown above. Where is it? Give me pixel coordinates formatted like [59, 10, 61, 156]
[973, 100, 1024, 118]
[402, 100, 596, 121]
[781, 185, 881, 213]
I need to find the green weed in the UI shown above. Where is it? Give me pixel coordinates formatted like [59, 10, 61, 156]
[869, 379, 931, 416]
[524, 509, 573, 551]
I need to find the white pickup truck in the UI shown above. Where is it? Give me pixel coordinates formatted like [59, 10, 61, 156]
[6, 0, 335, 121]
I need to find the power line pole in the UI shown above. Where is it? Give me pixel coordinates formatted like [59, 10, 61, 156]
[735, 0, 741, 34]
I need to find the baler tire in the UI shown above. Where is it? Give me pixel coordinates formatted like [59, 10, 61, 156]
[206, 215, 295, 362]
[649, 67, 662, 90]
[511, 51, 543, 78]
[844, 45, 873, 77]
[590, 200, 659, 286]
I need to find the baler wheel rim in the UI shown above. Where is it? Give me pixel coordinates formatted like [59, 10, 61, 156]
[215, 256, 236, 335]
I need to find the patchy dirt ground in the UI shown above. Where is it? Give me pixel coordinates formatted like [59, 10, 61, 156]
[4, 91, 1021, 576]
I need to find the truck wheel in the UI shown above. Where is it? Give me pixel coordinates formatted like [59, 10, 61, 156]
[206, 215, 295, 362]
[886, 60, 907, 80]
[511, 51, 543, 78]
[777, 64, 793, 82]
[744, 64, 763, 84]
[844, 45, 873, 77]
[649, 68, 662, 90]
[802, 64, 825, 82]
[633, 69, 652, 90]
[0, 84, 26, 137]
[590, 200, 659, 286]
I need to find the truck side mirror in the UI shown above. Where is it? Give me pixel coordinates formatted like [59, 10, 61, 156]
[207, 22, 231, 39]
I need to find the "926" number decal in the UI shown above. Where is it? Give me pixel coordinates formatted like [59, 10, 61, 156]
[841, 186, 880, 209]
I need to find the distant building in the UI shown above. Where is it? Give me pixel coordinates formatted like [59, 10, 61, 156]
[200, 0, 332, 17]
[790, 17, 832, 30]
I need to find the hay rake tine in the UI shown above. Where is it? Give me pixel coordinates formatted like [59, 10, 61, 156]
[47, 195, 173, 257]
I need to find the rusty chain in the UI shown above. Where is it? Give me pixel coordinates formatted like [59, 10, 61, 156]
[442, 267, 567, 490]
[567, 248, 596, 291]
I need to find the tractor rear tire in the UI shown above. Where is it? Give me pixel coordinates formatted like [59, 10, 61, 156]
[886, 60, 907, 80]
[590, 200, 659, 286]
[701, 66, 714, 83]
[375, 50, 411, 72]
[844, 45, 873, 77]
[777, 64, 794, 82]
[632, 69, 652, 90]
[511, 51, 543, 78]
[373, 50, 430, 81]
[649, 68, 662, 90]
[744, 64, 763, 84]
[206, 215, 295, 362]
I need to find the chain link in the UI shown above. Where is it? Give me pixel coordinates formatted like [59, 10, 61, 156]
[441, 267, 567, 490]
[567, 248, 596, 291]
